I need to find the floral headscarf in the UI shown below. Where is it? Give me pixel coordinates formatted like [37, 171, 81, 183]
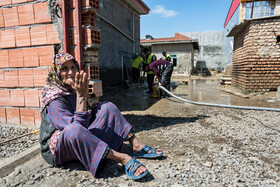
[40, 52, 79, 111]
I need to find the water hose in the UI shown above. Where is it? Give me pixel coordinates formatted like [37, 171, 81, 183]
[159, 86, 280, 112]
[0, 130, 40, 145]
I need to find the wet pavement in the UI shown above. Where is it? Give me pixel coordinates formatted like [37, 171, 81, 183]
[178, 79, 280, 108]
[101, 77, 280, 111]
[100, 84, 158, 111]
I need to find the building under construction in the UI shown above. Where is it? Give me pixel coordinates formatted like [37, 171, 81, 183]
[0, 0, 149, 126]
[225, 0, 280, 92]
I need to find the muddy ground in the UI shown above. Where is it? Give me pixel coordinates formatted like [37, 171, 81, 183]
[0, 79, 280, 186]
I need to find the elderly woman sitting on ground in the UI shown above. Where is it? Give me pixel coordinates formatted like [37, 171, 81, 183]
[39, 52, 163, 180]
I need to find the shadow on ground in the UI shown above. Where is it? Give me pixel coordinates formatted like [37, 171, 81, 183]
[124, 114, 200, 133]
[59, 112, 202, 179]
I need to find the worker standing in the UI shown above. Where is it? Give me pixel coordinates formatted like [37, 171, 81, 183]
[143, 48, 157, 94]
[162, 51, 171, 62]
[143, 59, 173, 98]
[131, 52, 143, 84]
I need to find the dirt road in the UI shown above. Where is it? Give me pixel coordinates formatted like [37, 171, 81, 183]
[0, 83, 280, 186]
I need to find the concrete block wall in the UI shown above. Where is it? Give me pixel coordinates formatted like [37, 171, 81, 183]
[95, 0, 141, 86]
[152, 43, 194, 75]
[232, 18, 280, 93]
[0, 0, 103, 127]
[180, 31, 225, 70]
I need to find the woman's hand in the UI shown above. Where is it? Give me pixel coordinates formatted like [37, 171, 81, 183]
[153, 75, 158, 85]
[73, 70, 89, 97]
[70, 70, 89, 111]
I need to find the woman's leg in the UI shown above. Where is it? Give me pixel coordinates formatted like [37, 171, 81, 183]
[54, 123, 147, 177]
[88, 102, 162, 155]
[88, 102, 132, 151]
[54, 123, 108, 176]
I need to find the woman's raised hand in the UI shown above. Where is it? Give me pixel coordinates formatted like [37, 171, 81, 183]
[73, 70, 89, 97]
[71, 70, 89, 111]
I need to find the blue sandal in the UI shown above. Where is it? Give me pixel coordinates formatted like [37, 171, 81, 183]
[124, 158, 149, 180]
[130, 145, 163, 158]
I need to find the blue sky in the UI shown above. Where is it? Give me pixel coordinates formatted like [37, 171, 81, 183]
[140, 0, 233, 39]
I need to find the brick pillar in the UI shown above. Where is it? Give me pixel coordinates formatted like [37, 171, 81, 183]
[69, 0, 103, 97]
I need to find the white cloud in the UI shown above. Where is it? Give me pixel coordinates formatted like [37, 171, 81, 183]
[151, 5, 178, 18]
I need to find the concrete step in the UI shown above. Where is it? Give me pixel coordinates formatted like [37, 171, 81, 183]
[221, 77, 232, 81]
[0, 144, 40, 178]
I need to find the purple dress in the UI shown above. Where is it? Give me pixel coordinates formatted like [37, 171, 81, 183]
[46, 94, 132, 176]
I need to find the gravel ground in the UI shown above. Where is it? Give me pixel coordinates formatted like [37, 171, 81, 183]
[0, 125, 39, 159]
[0, 84, 280, 186]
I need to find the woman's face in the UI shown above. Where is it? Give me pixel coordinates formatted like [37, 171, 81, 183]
[59, 60, 78, 85]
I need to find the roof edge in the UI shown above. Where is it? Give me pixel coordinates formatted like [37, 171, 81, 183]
[124, 0, 150, 15]
[224, 0, 240, 28]
[141, 39, 199, 50]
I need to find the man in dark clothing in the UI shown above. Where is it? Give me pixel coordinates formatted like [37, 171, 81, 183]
[144, 59, 173, 97]
[162, 51, 171, 62]
[143, 48, 157, 94]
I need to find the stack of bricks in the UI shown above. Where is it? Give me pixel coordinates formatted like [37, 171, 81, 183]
[0, 0, 60, 126]
[232, 17, 280, 93]
[69, 0, 102, 97]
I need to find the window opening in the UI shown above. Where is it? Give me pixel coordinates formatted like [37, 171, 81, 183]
[170, 54, 177, 67]
[245, 0, 275, 19]
[277, 35, 280, 43]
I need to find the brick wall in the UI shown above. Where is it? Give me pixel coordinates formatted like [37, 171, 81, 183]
[0, 0, 59, 127]
[0, 0, 103, 127]
[232, 17, 280, 93]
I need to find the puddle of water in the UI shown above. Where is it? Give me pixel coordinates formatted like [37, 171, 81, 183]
[101, 79, 280, 112]
[173, 79, 280, 109]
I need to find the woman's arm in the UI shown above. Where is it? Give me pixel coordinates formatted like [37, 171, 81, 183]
[46, 97, 90, 130]
[46, 70, 90, 130]
[70, 70, 89, 112]
[153, 75, 158, 84]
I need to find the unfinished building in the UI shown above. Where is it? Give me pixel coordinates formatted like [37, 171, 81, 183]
[140, 33, 199, 76]
[0, 0, 149, 126]
[225, 0, 280, 92]
[228, 16, 280, 92]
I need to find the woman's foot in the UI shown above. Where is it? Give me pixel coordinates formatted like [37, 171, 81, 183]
[129, 136, 163, 155]
[106, 149, 147, 177]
